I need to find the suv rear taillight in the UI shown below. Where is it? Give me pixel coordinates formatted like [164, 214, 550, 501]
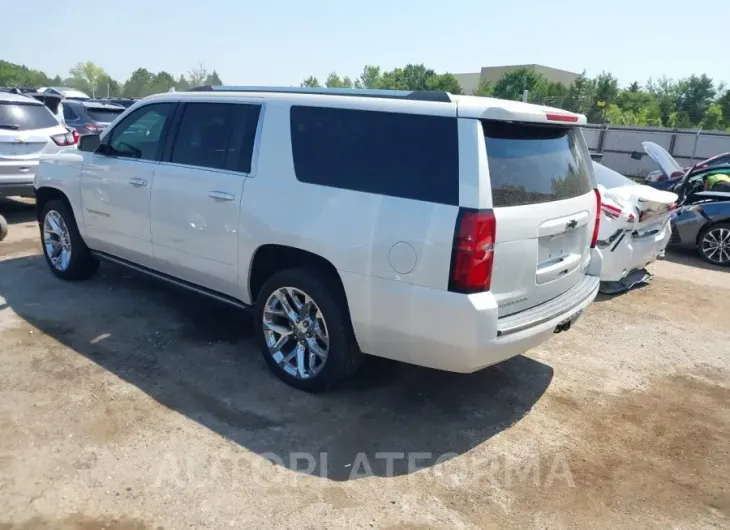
[51, 131, 76, 146]
[448, 209, 496, 293]
[591, 189, 601, 248]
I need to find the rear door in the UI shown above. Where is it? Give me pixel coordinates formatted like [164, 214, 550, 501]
[483, 120, 596, 317]
[150, 100, 262, 296]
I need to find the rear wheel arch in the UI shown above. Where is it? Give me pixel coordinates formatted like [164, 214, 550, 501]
[248, 244, 348, 305]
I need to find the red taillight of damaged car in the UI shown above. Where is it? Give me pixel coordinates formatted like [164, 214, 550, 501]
[591, 189, 601, 248]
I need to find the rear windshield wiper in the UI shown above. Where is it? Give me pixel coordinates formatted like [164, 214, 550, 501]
[0, 124, 20, 130]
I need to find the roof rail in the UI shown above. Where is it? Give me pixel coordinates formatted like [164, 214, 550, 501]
[187, 85, 453, 103]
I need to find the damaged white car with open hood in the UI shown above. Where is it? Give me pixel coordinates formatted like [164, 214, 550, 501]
[592, 162, 677, 294]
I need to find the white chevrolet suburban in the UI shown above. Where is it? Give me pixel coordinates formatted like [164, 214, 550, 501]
[34, 86, 602, 392]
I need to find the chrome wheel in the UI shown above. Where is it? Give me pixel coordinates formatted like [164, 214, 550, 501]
[43, 210, 72, 271]
[263, 287, 329, 379]
[701, 227, 730, 264]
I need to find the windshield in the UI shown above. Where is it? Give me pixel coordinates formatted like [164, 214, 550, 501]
[86, 108, 123, 123]
[592, 162, 638, 189]
[0, 102, 60, 131]
[483, 121, 594, 207]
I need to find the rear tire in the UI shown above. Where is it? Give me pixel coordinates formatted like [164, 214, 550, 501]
[39, 199, 99, 280]
[697, 222, 730, 267]
[254, 267, 361, 392]
[0, 214, 7, 241]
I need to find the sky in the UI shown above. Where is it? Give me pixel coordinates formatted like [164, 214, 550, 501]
[3, 0, 729, 88]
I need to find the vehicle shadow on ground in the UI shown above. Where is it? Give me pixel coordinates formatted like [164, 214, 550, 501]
[0, 254, 553, 481]
[664, 247, 728, 272]
[0, 197, 36, 225]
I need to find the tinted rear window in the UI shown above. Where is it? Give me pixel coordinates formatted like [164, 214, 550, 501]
[0, 102, 59, 131]
[483, 120, 593, 207]
[86, 108, 123, 123]
[290, 106, 459, 205]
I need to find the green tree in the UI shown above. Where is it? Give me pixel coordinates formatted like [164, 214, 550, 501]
[563, 72, 595, 114]
[702, 103, 724, 130]
[69, 61, 108, 98]
[355, 65, 382, 89]
[646, 77, 680, 127]
[300, 76, 320, 87]
[675, 74, 716, 126]
[717, 90, 730, 129]
[587, 72, 619, 122]
[150, 71, 176, 94]
[97, 75, 121, 98]
[204, 70, 223, 86]
[122, 68, 154, 97]
[175, 74, 191, 91]
[325, 72, 353, 88]
[492, 68, 546, 101]
[474, 80, 494, 97]
[0, 60, 55, 87]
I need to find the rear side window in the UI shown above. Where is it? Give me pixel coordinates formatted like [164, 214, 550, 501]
[0, 102, 59, 131]
[483, 121, 593, 207]
[170, 102, 261, 172]
[63, 105, 80, 121]
[290, 106, 459, 205]
[86, 108, 123, 123]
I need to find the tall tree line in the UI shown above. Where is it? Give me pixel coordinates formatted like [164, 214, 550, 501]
[0, 60, 223, 99]
[303, 65, 730, 131]
[2, 59, 729, 130]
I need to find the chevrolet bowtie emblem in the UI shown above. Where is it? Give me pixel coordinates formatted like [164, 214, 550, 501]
[15, 137, 28, 144]
[565, 219, 578, 230]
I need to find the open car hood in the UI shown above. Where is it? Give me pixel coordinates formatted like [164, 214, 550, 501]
[642, 141, 683, 179]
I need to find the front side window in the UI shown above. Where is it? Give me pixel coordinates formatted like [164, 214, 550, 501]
[170, 102, 261, 172]
[290, 106, 459, 205]
[106, 103, 175, 161]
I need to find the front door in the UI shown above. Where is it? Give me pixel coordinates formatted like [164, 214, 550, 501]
[80, 102, 177, 265]
[150, 100, 262, 297]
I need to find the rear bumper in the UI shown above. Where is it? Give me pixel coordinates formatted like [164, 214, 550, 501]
[599, 222, 671, 282]
[341, 271, 600, 374]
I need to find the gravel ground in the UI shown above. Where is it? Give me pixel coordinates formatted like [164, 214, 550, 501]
[0, 198, 728, 530]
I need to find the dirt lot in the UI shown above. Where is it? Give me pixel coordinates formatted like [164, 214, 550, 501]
[0, 198, 729, 529]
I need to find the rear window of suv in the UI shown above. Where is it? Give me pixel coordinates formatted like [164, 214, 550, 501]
[290, 106, 459, 205]
[483, 120, 594, 207]
[86, 108, 123, 123]
[0, 102, 59, 131]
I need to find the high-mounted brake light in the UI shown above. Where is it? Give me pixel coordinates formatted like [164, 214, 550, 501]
[591, 189, 601, 248]
[545, 113, 579, 123]
[449, 210, 496, 293]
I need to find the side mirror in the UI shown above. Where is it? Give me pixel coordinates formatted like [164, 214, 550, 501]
[79, 134, 101, 153]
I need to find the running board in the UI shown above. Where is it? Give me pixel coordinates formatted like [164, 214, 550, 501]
[90, 251, 251, 311]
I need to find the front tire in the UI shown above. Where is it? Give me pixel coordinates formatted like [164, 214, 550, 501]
[0, 214, 7, 241]
[697, 222, 730, 267]
[254, 267, 361, 392]
[39, 199, 99, 280]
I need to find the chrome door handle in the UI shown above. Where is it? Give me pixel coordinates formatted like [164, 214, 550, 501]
[208, 191, 235, 201]
[129, 177, 148, 187]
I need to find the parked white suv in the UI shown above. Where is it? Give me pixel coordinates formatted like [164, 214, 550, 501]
[34, 87, 602, 392]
